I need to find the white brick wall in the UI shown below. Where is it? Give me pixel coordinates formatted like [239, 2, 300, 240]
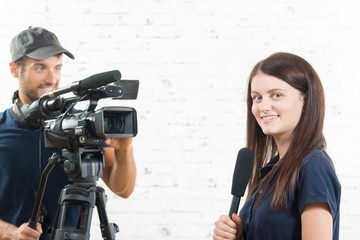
[1, 0, 359, 239]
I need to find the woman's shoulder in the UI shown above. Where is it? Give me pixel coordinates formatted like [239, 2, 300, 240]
[302, 149, 334, 170]
[299, 149, 340, 187]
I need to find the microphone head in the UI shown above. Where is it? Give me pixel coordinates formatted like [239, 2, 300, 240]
[78, 70, 121, 91]
[231, 147, 254, 197]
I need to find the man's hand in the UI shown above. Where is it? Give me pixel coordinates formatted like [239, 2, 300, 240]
[104, 137, 132, 150]
[0, 222, 42, 240]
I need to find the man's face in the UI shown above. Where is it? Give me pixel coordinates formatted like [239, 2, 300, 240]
[14, 54, 63, 105]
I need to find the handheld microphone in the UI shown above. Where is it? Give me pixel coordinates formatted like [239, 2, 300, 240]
[229, 147, 254, 216]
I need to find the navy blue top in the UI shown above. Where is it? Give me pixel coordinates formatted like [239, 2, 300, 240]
[0, 108, 79, 239]
[239, 150, 341, 240]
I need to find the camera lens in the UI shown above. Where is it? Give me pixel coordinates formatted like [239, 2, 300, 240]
[103, 114, 125, 134]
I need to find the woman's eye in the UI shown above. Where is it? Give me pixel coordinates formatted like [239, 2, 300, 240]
[272, 93, 281, 99]
[252, 95, 262, 101]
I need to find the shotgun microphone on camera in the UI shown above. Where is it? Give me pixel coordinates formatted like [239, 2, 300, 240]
[41, 70, 121, 98]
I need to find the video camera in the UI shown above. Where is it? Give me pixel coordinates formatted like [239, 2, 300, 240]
[24, 70, 138, 151]
[26, 70, 139, 239]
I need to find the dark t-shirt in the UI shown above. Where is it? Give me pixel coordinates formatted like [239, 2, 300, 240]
[239, 150, 341, 240]
[0, 108, 79, 239]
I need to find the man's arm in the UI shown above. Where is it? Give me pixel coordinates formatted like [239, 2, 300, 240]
[101, 138, 136, 198]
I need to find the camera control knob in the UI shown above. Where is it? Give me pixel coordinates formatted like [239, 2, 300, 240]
[63, 160, 76, 174]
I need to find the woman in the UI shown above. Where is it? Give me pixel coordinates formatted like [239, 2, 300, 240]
[213, 52, 341, 240]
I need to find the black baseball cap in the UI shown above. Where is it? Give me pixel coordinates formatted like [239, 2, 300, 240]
[10, 26, 75, 62]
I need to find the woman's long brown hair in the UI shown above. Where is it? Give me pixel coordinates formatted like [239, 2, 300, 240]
[245, 52, 326, 210]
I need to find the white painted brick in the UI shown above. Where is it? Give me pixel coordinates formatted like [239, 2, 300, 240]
[0, 0, 359, 239]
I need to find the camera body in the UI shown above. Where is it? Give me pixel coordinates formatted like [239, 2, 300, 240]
[44, 106, 137, 150]
[25, 70, 139, 151]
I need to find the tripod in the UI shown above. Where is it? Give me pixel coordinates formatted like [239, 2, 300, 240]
[29, 147, 119, 240]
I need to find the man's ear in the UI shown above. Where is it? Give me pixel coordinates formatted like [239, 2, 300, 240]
[9, 62, 19, 78]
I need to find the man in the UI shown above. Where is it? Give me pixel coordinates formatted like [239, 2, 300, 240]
[0, 27, 136, 239]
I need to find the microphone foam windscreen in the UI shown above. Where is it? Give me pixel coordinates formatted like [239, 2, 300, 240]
[231, 148, 254, 197]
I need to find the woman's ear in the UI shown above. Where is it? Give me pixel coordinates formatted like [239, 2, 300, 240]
[9, 62, 19, 78]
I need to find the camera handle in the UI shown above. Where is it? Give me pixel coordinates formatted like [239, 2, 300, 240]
[29, 153, 63, 229]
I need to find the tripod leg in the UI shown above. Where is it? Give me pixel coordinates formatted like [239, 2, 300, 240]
[95, 187, 119, 240]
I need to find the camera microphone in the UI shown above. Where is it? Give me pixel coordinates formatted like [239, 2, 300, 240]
[41, 70, 122, 98]
[78, 70, 121, 91]
[229, 147, 254, 216]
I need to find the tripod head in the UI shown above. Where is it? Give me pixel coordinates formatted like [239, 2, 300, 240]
[61, 147, 104, 184]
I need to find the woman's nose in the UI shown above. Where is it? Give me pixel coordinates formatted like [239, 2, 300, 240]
[258, 98, 272, 112]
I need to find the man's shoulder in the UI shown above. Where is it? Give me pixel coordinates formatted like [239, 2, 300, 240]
[0, 107, 18, 128]
[0, 108, 11, 123]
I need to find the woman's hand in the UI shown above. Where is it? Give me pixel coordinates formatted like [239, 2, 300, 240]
[213, 213, 244, 240]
